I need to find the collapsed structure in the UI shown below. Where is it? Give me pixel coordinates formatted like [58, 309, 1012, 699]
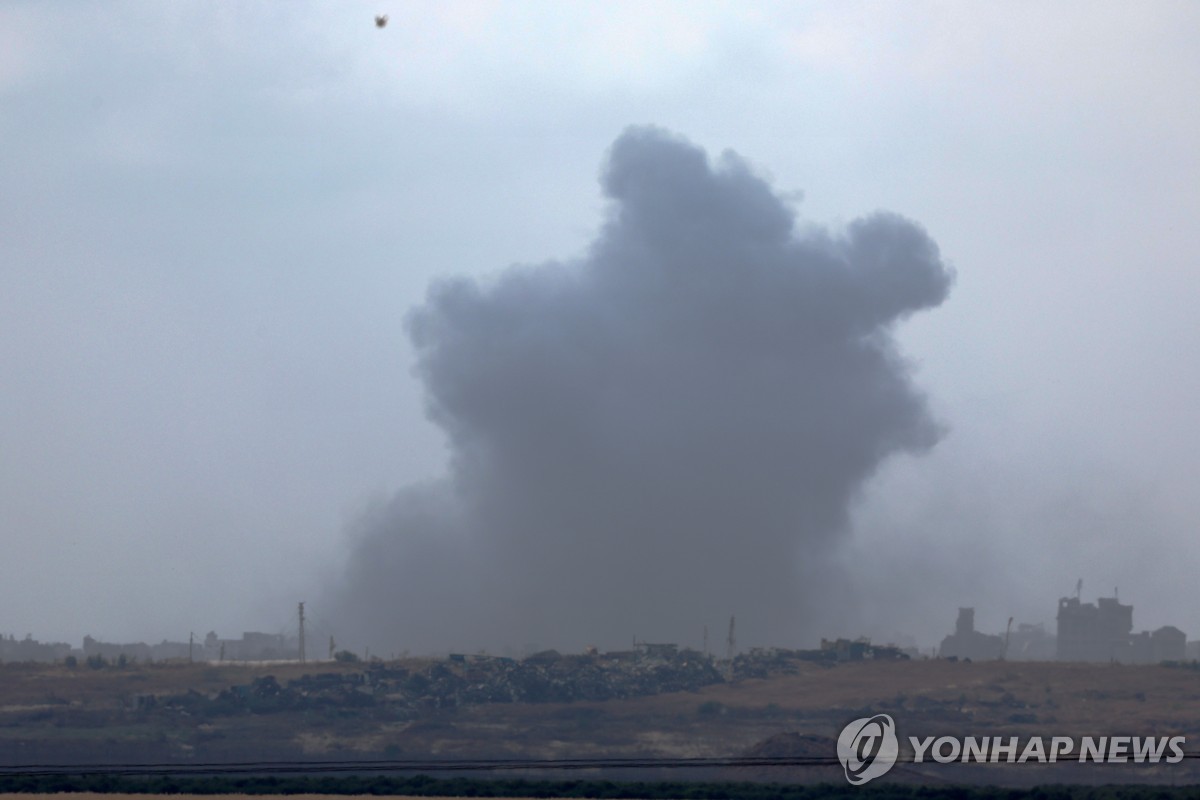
[0, 631, 301, 665]
[1056, 595, 1185, 663]
[937, 593, 1188, 663]
[0, 634, 71, 663]
[1005, 622, 1056, 660]
[938, 608, 1004, 661]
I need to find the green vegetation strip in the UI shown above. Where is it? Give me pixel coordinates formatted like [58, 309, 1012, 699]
[0, 775, 1196, 799]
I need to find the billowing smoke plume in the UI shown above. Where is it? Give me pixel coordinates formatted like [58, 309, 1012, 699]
[329, 127, 953, 654]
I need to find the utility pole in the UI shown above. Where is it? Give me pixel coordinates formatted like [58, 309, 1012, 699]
[298, 602, 306, 664]
[329, 635, 335, 661]
[725, 616, 736, 681]
[188, 632, 194, 664]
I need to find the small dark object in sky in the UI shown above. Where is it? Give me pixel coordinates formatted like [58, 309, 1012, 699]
[375, 14, 388, 28]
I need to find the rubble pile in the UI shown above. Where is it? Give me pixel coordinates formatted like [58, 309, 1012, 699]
[455, 649, 725, 704]
[162, 673, 376, 716]
[159, 647, 726, 717]
[729, 647, 832, 679]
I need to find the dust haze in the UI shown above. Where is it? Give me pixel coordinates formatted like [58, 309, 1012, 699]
[328, 126, 954, 654]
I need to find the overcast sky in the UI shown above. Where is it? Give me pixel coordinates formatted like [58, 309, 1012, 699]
[2, 1, 1198, 651]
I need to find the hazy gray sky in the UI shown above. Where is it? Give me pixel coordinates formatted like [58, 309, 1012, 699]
[2, 1, 1198, 651]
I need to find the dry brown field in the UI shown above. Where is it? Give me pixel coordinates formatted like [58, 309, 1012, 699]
[1, 657, 1198, 786]
[0, 795, 509, 800]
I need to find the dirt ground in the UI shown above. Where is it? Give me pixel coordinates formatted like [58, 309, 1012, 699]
[0, 796, 541, 800]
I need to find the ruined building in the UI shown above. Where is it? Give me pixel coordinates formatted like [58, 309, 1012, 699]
[1056, 594, 1187, 663]
[1006, 622, 1056, 660]
[1056, 595, 1132, 662]
[203, 631, 296, 661]
[0, 634, 71, 663]
[938, 607, 1004, 660]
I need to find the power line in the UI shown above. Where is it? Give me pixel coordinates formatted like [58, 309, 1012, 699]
[4, 752, 1199, 777]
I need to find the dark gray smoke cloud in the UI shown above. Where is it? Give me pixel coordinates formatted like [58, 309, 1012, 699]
[329, 126, 953, 654]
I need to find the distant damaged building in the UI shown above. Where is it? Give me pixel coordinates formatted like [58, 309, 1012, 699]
[82, 635, 192, 662]
[818, 637, 909, 662]
[1150, 625, 1186, 662]
[1056, 595, 1131, 662]
[938, 608, 1004, 661]
[1006, 622, 1056, 660]
[0, 634, 72, 663]
[204, 631, 296, 661]
[1056, 594, 1186, 663]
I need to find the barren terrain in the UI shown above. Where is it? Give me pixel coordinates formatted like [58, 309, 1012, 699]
[2, 656, 1198, 787]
